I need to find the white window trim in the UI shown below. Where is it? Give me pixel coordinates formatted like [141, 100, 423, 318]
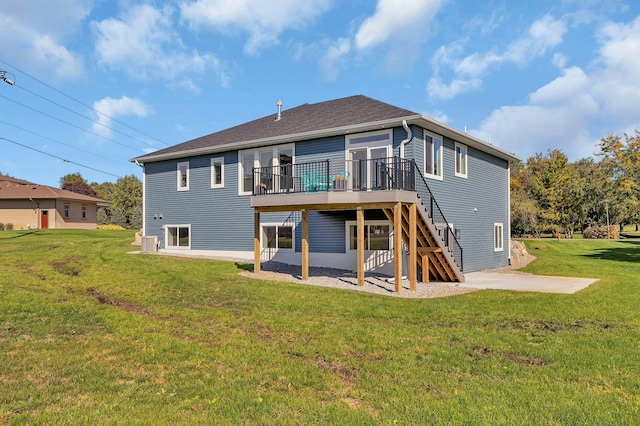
[211, 157, 224, 188]
[81, 204, 87, 220]
[238, 144, 295, 196]
[455, 142, 468, 178]
[63, 203, 70, 219]
[424, 131, 443, 181]
[494, 223, 504, 252]
[165, 224, 191, 249]
[345, 129, 393, 152]
[345, 220, 393, 252]
[177, 161, 190, 191]
[260, 223, 295, 252]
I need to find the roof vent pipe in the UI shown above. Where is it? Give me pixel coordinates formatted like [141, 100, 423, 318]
[276, 99, 283, 121]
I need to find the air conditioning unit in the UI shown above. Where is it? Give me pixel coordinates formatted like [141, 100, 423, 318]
[141, 236, 158, 253]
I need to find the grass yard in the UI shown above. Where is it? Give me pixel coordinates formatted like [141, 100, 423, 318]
[1, 230, 640, 424]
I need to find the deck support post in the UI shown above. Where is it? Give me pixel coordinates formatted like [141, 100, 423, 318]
[254, 211, 260, 274]
[409, 203, 417, 291]
[357, 207, 365, 286]
[394, 202, 402, 293]
[422, 254, 429, 284]
[302, 209, 309, 281]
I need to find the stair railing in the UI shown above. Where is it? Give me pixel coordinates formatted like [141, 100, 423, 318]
[410, 159, 463, 271]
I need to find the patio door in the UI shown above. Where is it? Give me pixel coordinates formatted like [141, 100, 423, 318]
[348, 146, 390, 190]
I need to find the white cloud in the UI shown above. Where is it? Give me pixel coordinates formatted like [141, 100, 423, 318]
[426, 77, 482, 100]
[504, 14, 567, 65]
[354, 0, 447, 50]
[591, 15, 640, 124]
[179, 0, 332, 55]
[320, 38, 351, 81]
[471, 66, 599, 160]
[92, 96, 151, 138]
[0, 0, 90, 79]
[429, 14, 567, 99]
[472, 15, 640, 162]
[92, 4, 225, 86]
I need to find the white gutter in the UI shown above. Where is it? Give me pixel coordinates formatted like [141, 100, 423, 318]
[399, 120, 412, 159]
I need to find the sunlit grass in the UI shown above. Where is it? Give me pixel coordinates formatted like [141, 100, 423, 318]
[1, 230, 639, 424]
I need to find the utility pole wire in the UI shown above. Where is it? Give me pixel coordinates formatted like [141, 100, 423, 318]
[15, 84, 161, 150]
[0, 93, 142, 153]
[0, 118, 123, 166]
[0, 136, 123, 178]
[0, 58, 169, 147]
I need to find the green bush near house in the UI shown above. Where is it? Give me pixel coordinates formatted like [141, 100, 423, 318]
[0, 230, 639, 424]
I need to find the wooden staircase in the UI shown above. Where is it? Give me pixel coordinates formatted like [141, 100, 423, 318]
[382, 193, 464, 283]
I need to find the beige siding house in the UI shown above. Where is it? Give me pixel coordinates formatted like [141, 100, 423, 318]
[0, 174, 108, 230]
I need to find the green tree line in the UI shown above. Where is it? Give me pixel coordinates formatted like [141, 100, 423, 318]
[60, 173, 142, 229]
[511, 131, 640, 237]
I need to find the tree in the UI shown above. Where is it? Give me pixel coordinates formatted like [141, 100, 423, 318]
[91, 175, 142, 228]
[60, 172, 97, 197]
[598, 131, 640, 228]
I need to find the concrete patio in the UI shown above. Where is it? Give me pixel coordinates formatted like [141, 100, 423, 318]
[463, 271, 599, 294]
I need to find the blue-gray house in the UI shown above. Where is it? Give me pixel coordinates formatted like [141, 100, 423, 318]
[132, 95, 518, 292]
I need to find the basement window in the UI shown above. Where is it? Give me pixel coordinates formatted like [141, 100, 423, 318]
[166, 225, 191, 249]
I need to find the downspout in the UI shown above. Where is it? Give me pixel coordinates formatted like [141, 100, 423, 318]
[29, 197, 40, 229]
[135, 160, 145, 236]
[507, 163, 512, 265]
[399, 120, 412, 159]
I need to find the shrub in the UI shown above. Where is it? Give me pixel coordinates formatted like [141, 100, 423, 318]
[0, 223, 4, 231]
[98, 224, 126, 230]
[583, 225, 619, 239]
[5, 223, 13, 230]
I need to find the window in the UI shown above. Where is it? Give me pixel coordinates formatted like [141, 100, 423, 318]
[261, 224, 293, 250]
[239, 145, 294, 194]
[63, 203, 70, 219]
[494, 223, 504, 252]
[425, 132, 443, 179]
[81, 205, 87, 220]
[211, 157, 224, 188]
[346, 130, 392, 190]
[455, 142, 467, 178]
[346, 221, 391, 251]
[177, 161, 189, 191]
[166, 225, 190, 249]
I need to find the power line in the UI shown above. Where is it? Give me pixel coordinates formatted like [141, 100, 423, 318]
[0, 58, 169, 147]
[15, 84, 161, 150]
[0, 119, 124, 166]
[0, 93, 142, 153]
[0, 136, 122, 178]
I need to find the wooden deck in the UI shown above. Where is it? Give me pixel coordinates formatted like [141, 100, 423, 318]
[251, 190, 464, 293]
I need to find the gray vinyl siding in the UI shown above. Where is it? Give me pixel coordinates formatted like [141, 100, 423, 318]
[144, 151, 289, 251]
[408, 127, 510, 272]
[143, 125, 510, 272]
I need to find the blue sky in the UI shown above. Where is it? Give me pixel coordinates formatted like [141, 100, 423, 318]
[1, 0, 639, 187]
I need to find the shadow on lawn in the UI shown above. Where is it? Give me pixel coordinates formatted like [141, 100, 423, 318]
[0, 230, 42, 240]
[581, 240, 640, 263]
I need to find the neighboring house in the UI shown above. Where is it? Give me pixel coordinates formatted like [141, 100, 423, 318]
[132, 95, 518, 291]
[0, 174, 109, 230]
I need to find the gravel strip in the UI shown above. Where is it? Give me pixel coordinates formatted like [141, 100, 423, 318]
[144, 252, 477, 298]
[239, 261, 477, 299]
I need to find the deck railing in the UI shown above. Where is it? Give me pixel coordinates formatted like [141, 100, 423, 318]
[252, 157, 415, 195]
[253, 156, 462, 271]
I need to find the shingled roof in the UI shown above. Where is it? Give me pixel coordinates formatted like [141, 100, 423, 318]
[132, 94, 518, 163]
[133, 95, 420, 163]
[0, 175, 109, 205]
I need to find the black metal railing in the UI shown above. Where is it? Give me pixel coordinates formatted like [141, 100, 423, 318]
[253, 157, 415, 195]
[411, 160, 463, 271]
[252, 156, 462, 271]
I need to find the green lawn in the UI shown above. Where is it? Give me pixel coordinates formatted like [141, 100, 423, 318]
[1, 230, 639, 424]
